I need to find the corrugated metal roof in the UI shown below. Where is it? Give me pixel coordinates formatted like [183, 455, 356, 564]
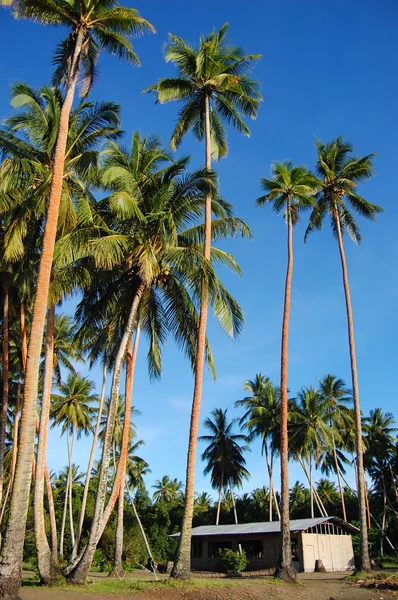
[171, 517, 359, 537]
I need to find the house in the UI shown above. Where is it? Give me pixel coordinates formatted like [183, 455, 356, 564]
[173, 517, 358, 573]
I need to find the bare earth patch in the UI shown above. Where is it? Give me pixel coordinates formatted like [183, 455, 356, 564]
[20, 577, 398, 600]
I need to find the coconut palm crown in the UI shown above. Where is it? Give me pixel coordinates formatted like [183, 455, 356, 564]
[144, 23, 262, 159]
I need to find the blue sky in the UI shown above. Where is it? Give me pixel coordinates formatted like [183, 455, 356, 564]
[1, 0, 397, 502]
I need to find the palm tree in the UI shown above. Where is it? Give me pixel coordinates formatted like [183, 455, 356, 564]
[0, 3, 153, 592]
[152, 476, 183, 504]
[0, 84, 120, 584]
[146, 24, 260, 578]
[317, 374, 353, 521]
[305, 136, 383, 571]
[61, 134, 247, 583]
[257, 162, 316, 580]
[200, 407, 250, 525]
[236, 375, 280, 521]
[50, 373, 97, 557]
[363, 408, 397, 556]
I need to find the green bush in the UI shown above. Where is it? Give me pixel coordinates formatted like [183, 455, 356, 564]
[217, 548, 248, 573]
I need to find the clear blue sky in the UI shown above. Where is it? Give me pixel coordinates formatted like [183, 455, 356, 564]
[1, 0, 397, 501]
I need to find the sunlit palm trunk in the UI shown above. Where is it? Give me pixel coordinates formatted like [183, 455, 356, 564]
[73, 365, 107, 559]
[334, 206, 370, 571]
[277, 205, 295, 581]
[67, 286, 144, 584]
[34, 305, 59, 584]
[216, 472, 224, 526]
[0, 31, 84, 599]
[0, 279, 9, 510]
[111, 331, 139, 577]
[298, 457, 327, 517]
[171, 94, 212, 579]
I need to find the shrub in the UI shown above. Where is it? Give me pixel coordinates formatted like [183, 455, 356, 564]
[218, 548, 248, 573]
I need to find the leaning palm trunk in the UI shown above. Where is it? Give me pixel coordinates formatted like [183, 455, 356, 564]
[171, 94, 212, 580]
[334, 206, 370, 571]
[230, 484, 238, 525]
[0, 377, 22, 528]
[216, 471, 224, 526]
[67, 286, 144, 584]
[277, 205, 295, 581]
[110, 331, 139, 577]
[34, 305, 60, 584]
[45, 466, 58, 564]
[60, 475, 70, 559]
[332, 439, 347, 521]
[298, 457, 327, 517]
[126, 487, 157, 577]
[0, 280, 9, 510]
[73, 365, 107, 559]
[67, 430, 76, 549]
[0, 31, 85, 599]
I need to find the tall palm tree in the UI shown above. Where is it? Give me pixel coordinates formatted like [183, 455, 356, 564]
[0, 4, 153, 594]
[50, 373, 97, 557]
[199, 407, 249, 525]
[0, 83, 120, 584]
[318, 374, 353, 521]
[146, 24, 260, 578]
[236, 374, 280, 521]
[61, 134, 247, 584]
[305, 136, 383, 571]
[257, 162, 316, 580]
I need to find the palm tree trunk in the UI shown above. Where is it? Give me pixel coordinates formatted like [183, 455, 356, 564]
[34, 304, 59, 584]
[332, 439, 347, 521]
[365, 481, 371, 530]
[334, 206, 370, 571]
[230, 484, 238, 525]
[298, 457, 327, 517]
[73, 364, 107, 559]
[309, 456, 314, 518]
[0, 279, 9, 510]
[126, 487, 157, 577]
[68, 430, 76, 549]
[60, 475, 70, 559]
[98, 326, 141, 539]
[110, 333, 138, 577]
[0, 30, 85, 599]
[277, 204, 295, 582]
[45, 465, 58, 564]
[171, 93, 213, 581]
[380, 472, 387, 558]
[216, 472, 224, 526]
[67, 286, 144, 584]
[109, 488, 125, 578]
[20, 302, 28, 373]
[0, 378, 22, 528]
[265, 446, 272, 521]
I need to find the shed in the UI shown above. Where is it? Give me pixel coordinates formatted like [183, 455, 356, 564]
[172, 517, 358, 572]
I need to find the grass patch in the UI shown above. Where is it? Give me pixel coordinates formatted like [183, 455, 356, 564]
[22, 574, 287, 595]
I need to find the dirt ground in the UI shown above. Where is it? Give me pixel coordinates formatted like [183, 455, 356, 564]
[19, 576, 398, 600]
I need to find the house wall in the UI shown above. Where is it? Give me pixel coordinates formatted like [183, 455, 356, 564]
[301, 532, 355, 572]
